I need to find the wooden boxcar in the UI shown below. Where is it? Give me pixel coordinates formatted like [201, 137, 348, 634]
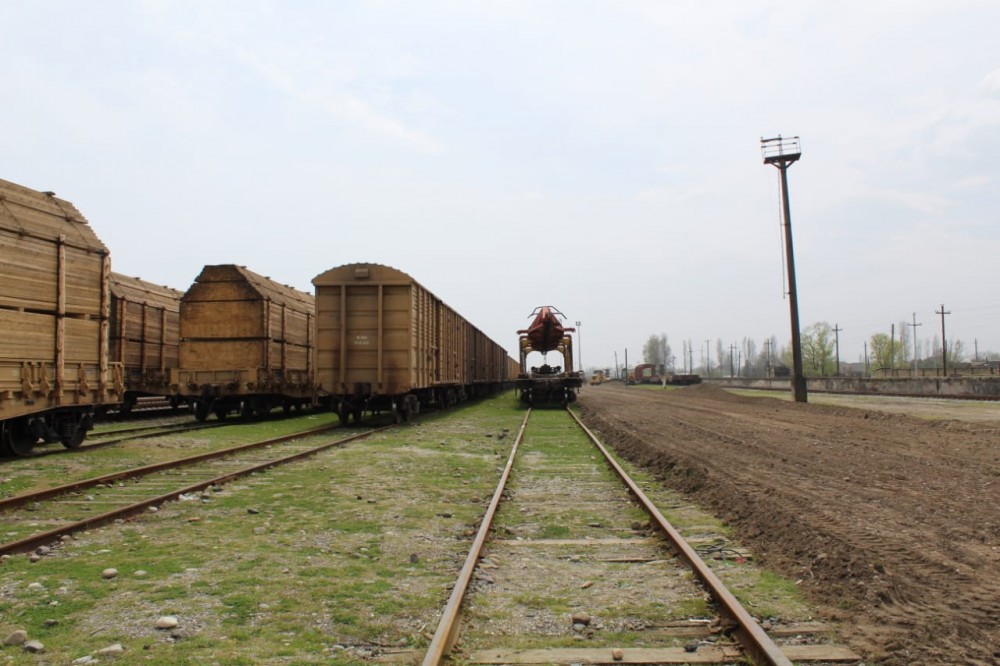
[109, 273, 183, 412]
[171, 265, 315, 420]
[0, 178, 124, 455]
[312, 262, 511, 423]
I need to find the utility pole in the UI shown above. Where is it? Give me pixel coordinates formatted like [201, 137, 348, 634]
[575, 321, 582, 376]
[936, 304, 951, 376]
[624, 348, 629, 386]
[832, 324, 842, 376]
[764, 339, 771, 378]
[614, 350, 619, 380]
[863, 340, 869, 377]
[974, 338, 979, 362]
[890, 323, 895, 376]
[906, 313, 922, 378]
[688, 339, 693, 375]
[705, 339, 711, 378]
[762, 135, 806, 402]
[729, 343, 736, 378]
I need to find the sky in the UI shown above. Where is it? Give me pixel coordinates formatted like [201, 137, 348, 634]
[2, 1, 998, 371]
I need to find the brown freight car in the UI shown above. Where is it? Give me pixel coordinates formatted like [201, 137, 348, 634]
[109, 273, 184, 413]
[312, 262, 510, 423]
[170, 265, 315, 421]
[0, 178, 124, 455]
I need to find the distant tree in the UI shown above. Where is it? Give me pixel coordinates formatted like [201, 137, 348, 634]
[742, 337, 758, 377]
[801, 322, 835, 376]
[897, 320, 911, 363]
[930, 335, 967, 367]
[870, 333, 893, 370]
[642, 334, 670, 368]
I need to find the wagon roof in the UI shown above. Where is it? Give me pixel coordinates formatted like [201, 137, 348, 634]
[312, 262, 422, 287]
[0, 177, 107, 253]
[110, 272, 184, 311]
[188, 264, 314, 311]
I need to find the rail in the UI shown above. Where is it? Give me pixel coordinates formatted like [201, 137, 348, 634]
[421, 406, 795, 666]
[0, 423, 388, 556]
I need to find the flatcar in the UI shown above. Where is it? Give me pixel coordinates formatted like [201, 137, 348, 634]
[312, 262, 511, 423]
[109, 273, 184, 413]
[0, 178, 124, 455]
[170, 265, 315, 420]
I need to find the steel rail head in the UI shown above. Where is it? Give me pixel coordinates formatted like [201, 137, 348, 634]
[565, 408, 794, 666]
[0, 422, 342, 512]
[0, 425, 386, 557]
[421, 408, 531, 666]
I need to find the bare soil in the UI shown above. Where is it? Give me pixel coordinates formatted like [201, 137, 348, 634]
[577, 384, 1000, 665]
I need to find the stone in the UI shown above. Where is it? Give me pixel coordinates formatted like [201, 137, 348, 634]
[247, 508, 260, 515]
[683, 641, 699, 653]
[44, 619, 58, 627]
[35, 545, 51, 556]
[148, 506, 159, 513]
[155, 616, 179, 630]
[102, 568, 119, 579]
[97, 643, 125, 655]
[612, 648, 624, 661]
[27, 582, 45, 592]
[134, 570, 148, 577]
[28, 553, 41, 563]
[23, 640, 45, 653]
[409, 553, 419, 564]
[3, 630, 27, 645]
[72, 656, 96, 664]
[571, 612, 592, 626]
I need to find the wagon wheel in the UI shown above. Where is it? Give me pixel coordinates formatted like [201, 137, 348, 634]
[194, 400, 211, 422]
[60, 424, 86, 449]
[337, 403, 351, 425]
[120, 394, 137, 417]
[351, 408, 364, 424]
[1, 421, 37, 457]
[214, 406, 229, 421]
[254, 400, 270, 418]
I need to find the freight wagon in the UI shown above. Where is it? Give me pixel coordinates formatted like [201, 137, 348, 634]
[109, 273, 184, 413]
[633, 363, 665, 384]
[312, 263, 512, 423]
[0, 178, 124, 455]
[170, 265, 315, 421]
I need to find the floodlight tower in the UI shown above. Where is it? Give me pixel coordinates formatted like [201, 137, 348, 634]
[762, 135, 807, 403]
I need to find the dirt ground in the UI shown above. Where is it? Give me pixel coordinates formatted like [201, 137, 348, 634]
[577, 384, 1000, 665]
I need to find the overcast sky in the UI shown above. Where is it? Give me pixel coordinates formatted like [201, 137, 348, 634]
[3, 1, 998, 370]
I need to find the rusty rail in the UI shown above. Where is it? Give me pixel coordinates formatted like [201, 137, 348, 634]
[422, 407, 794, 666]
[421, 408, 531, 666]
[566, 408, 793, 666]
[0, 424, 387, 556]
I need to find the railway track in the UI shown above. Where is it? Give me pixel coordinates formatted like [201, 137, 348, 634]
[0, 422, 386, 557]
[421, 407, 859, 665]
[14, 419, 226, 459]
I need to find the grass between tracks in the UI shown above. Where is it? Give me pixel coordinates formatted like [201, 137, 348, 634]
[0, 396, 816, 664]
[0, 412, 342, 500]
[0, 396, 520, 664]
